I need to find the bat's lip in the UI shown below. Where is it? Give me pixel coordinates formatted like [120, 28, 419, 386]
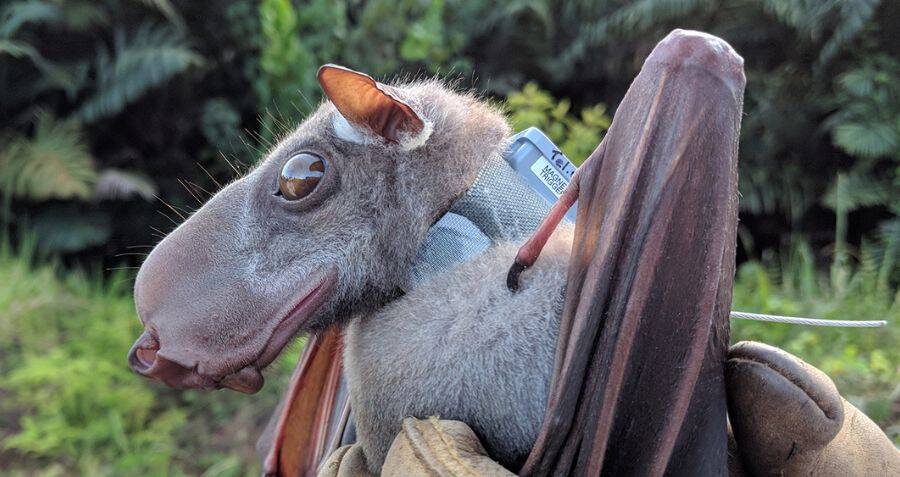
[129, 271, 338, 394]
[253, 271, 338, 372]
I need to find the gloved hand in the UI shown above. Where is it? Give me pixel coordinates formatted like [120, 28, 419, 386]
[319, 417, 514, 477]
[726, 341, 899, 476]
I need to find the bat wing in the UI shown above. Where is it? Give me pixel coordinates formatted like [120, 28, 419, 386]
[521, 30, 746, 476]
[259, 328, 351, 477]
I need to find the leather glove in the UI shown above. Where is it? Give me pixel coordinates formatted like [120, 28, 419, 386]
[319, 417, 513, 477]
[726, 341, 899, 476]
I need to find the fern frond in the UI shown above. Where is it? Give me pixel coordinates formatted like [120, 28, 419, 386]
[822, 170, 892, 211]
[93, 169, 156, 201]
[554, 0, 713, 70]
[754, 0, 881, 68]
[0, 0, 60, 38]
[754, 0, 834, 33]
[0, 114, 97, 201]
[0, 39, 80, 95]
[0, 38, 32, 56]
[472, 0, 551, 37]
[30, 205, 111, 253]
[837, 68, 876, 97]
[738, 164, 819, 225]
[817, 0, 881, 68]
[57, 1, 109, 31]
[832, 121, 898, 158]
[0, 0, 106, 36]
[132, 0, 185, 29]
[75, 23, 203, 122]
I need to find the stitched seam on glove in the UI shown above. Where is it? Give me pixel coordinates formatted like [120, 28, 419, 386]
[421, 417, 480, 477]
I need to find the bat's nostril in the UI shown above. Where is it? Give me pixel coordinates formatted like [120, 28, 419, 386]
[134, 348, 157, 369]
[126, 332, 213, 389]
[127, 330, 160, 374]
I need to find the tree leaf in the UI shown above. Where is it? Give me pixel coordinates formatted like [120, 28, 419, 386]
[832, 122, 898, 158]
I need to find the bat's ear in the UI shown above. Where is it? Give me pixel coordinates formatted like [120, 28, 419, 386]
[317, 64, 425, 144]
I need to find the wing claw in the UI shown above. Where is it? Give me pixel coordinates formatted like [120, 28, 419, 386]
[506, 260, 527, 292]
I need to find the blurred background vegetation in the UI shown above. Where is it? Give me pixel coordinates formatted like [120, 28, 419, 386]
[0, 0, 897, 475]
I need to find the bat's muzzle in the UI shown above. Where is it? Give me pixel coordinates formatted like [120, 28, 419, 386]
[127, 330, 264, 393]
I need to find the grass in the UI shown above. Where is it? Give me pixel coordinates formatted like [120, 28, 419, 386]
[0, 239, 896, 475]
[730, 241, 899, 441]
[0, 240, 302, 476]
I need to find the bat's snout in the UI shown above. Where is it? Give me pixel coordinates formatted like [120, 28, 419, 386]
[127, 329, 264, 393]
[126, 330, 214, 389]
[127, 180, 336, 395]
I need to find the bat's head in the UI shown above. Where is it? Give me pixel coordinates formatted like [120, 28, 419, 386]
[128, 65, 510, 393]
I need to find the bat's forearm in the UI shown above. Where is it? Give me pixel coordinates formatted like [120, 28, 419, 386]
[507, 156, 591, 291]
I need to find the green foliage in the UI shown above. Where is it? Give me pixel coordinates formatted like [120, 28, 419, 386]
[0, 244, 184, 475]
[465, 0, 898, 254]
[0, 0, 203, 253]
[76, 23, 204, 122]
[0, 114, 158, 253]
[543, 0, 883, 77]
[821, 54, 900, 287]
[825, 55, 899, 205]
[827, 56, 899, 167]
[201, 98, 251, 159]
[1, 235, 896, 472]
[134, 0, 185, 30]
[254, 0, 474, 136]
[551, 0, 716, 75]
[397, 0, 470, 71]
[0, 114, 97, 202]
[1, 1, 199, 106]
[337, 0, 476, 77]
[30, 205, 112, 254]
[1, 0, 899, 467]
[257, 0, 346, 134]
[258, 0, 315, 119]
[731, 240, 899, 439]
[505, 82, 611, 165]
[3, 0, 898, 260]
[0, 242, 300, 475]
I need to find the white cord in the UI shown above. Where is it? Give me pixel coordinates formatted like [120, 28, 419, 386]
[730, 311, 886, 328]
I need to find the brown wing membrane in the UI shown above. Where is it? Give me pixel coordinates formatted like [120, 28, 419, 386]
[260, 328, 348, 477]
[521, 30, 745, 476]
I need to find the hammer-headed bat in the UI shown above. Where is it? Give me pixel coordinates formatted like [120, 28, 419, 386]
[130, 29, 745, 476]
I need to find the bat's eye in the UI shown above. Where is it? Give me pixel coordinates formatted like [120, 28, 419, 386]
[278, 153, 326, 200]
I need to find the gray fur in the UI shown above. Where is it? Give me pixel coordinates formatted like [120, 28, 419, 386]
[345, 226, 572, 471]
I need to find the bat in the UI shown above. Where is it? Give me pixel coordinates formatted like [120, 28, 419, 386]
[127, 29, 742, 476]
[128, 54, 546, 473]
[128, 28, 892, 477]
